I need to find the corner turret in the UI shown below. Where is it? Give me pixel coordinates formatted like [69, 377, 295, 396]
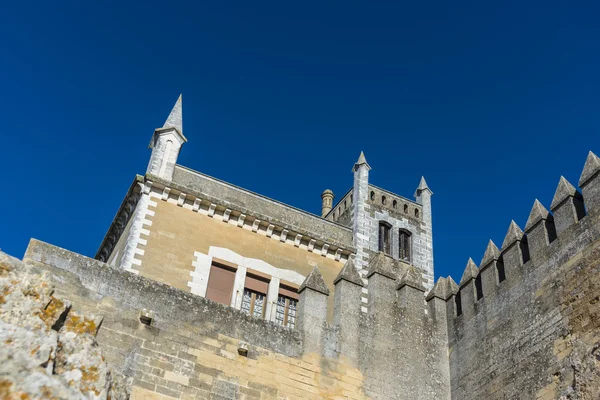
[147, 95, 187, 181]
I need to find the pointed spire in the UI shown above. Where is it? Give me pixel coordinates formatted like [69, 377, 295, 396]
[414, 176, 433, 198]
[426, 277, 447, 301]
[579, 151, 600, 187]
[163, 94, 183, 135]
[334, 258, 364, 287]
[551, 176, 581, 210]
[524, 200, 551, 232]
[459, 258, 479, 286]
[366, 252, 396, 280]
[480, 240, 500, 267]
[299, 266, 330, 295]
[353, 151, 371, 172]
[501, 220, 525, 250]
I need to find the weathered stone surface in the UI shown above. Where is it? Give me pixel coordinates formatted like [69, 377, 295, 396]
[0, 251, 129, 400]
[501, 220, 525, 250]
[333, 257, 363, 286]
[298, 266, 330, 295]
[459, 258, 479, 286]
[551, 176, 581, 210]
[396, 266, 426, 291]
[579, 150, 600, 187]
[480, 240, 500, 267]
[524, 199, 552, 232]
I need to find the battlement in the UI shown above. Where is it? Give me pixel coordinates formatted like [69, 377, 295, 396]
[442, 151, 600, 399]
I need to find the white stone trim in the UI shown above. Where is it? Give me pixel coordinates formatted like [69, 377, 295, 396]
[120, 186, 152, 274]
[237, 214, 246, 227]
[189, 247, 306, 323]
[223, 209, 232, 222]
[251, 219, 261, 232]
[207, 204, 216, 217]
[177, 192, 186, 206]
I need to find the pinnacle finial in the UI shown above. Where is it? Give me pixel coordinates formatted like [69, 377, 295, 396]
[459, 258, 479, 286]
[414, 176, 433, 198]
[579, 151, 600, 187]
[481, 240, 500, 267]
[501, 220, 525, 250]
[550, 176, 581, 210]
[524, 199, 551, 232]
[299, 266, 330, 295]
[353, 151, 371, 172]
[334, 258, 364, 286]
[163, 94, 183, 134]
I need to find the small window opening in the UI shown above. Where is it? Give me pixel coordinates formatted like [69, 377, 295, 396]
[393, 200, 397, 209]
[497, 255, 506, 283]
[370, 191, 375, 201]
[241, 272, 269, 319]
[344, 200, 347, 210]
[404, 204, 408, 214]
[382, 195, 387, 205]
[378, 222, 392, 255]
[520, 238, 531, 264]
[415, 209, 420, 218]
[475, 275, 483, 300]
[455, 291, 463, 316]
[399, 229, 411, 262]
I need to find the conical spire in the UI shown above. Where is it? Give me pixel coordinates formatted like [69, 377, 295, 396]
[550, 176, 581, 210]
[396, 266, 426, 291]
[299, 266, 330, 295]
[480, 240, 500, 267]
[459, 258, 479, 286]
[163, 94, 183, 134]
[414, 176, 433, 197]
[524, 200, 551, 232]
[579, 151, 600, 187]
[501, 220, 525, 250]
[353, 151, 371, 171]
[333, 257, 364, 286]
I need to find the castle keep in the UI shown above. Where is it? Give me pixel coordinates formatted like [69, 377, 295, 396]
[10, 96, 600, 399]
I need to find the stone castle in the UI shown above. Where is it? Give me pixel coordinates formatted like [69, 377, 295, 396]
[5, 96, 600, 399]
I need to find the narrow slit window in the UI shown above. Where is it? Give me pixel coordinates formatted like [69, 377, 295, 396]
[399, 229, 412, 262]
[455, 291, 462, 316]
[378, 222, 392, 255]
[475, 275, 483, 300]
[497, 256, 506, 283]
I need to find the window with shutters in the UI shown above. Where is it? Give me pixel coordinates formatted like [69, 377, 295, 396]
[205, 262, 237, 306]
[378, 222, 392, 255]
[399, 229, 412, 262]
[241, 271, 270, 319]
[275, 283, 299, 329]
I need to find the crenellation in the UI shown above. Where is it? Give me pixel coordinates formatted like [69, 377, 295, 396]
[524, 200, 557, 262]
[579, 151, 600, 212]
[550, 176, 585, 236]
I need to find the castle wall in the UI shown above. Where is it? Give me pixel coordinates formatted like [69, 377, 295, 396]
[447, 191, 600, 398]
[23, 240, 369, 400]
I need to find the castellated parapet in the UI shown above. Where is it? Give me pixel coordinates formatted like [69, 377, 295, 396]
[5, 96, 600, 399]
[444, 151, 600, 399]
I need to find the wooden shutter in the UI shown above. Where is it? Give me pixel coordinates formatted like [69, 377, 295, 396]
[279, 281, 299, 300]
[206, 263, 236, 305]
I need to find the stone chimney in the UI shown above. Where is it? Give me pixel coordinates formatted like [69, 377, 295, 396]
[321, 189, 334, 217]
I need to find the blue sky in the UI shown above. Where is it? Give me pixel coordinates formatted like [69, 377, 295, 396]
[1, 1, 599, 281]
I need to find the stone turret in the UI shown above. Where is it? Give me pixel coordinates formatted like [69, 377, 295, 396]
[415, 176, 433, 227]
[351, 151, 372, 287]
[321, 189, 334, 217]
[147, 95, 187, 181]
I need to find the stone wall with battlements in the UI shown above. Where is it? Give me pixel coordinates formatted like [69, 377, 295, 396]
[23, 238, 451, 400]
[444, 151, 600, 399]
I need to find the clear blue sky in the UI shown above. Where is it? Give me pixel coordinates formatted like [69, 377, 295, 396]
[1, 1, 599, 282]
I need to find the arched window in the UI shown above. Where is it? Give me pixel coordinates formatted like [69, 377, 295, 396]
[399, 229, 411, 262]
[382, 195, 387, 205]
[404, 204, 408, 214]
[378, 222, 392, 255]
[393, 200, 397, 209]
[370, 191, 375, 201]
[415, 209, 420, 218]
